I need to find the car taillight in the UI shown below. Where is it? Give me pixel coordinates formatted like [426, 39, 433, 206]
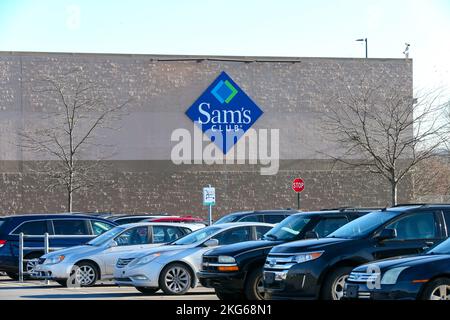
[0, 240, 6, 248]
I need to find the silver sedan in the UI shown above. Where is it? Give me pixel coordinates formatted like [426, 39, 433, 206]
[114, 222, 274, 295]
[33, 222, 203, 286]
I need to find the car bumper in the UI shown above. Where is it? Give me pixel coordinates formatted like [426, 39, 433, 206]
[114, 263, 163, 288]
[32, 263, 73, 280]
[0, 255, 19, 273]
[263, 263, 322, 300]
[197, 271, 246, 291]
[344, 281, 421, 300]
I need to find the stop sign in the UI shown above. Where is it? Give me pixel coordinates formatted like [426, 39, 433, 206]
[292, 178, 305, 193]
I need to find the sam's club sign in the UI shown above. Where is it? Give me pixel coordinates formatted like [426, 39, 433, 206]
[185, 71, 263, 153]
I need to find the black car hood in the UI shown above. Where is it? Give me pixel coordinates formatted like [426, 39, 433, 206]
[353, 254, 450, 272]
[270, 237, 351, 254]
[205, 240, 284, 257]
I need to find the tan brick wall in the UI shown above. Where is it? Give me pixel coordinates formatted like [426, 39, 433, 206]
[0, 52, 413, 216]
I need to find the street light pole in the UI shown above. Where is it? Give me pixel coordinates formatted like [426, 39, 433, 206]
[356, 38, 368, 58]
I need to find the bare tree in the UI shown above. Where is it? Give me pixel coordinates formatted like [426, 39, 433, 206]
[19, 69, 131, 212]
[412, 155, 450, 199]
[321, 83, 449, 206]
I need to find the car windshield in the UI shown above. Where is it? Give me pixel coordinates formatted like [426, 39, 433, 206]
[87, 226, 126, 246]
[428, 238, 450, 255]
[263, 215, 311, 241]
[214, 215, 238, 224]
[327, 210, 396, 239]
[171, 226, 221, 245]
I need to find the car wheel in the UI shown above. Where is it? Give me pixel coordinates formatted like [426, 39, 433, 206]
[244, 267, 265, 300]
[136, 287, 159, 295]
[23, 252, 42, 277]
[421, 278, 450, 300]
[69, 262, 99, 287]
[159, 263, 192, 295]
[322, 266, 353, 300]
[215, 289, 245, 300]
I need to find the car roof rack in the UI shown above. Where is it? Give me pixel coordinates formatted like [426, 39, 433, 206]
[320, 207, 382, 212]
[391, 203, 427, 207]
[393, 203, 450, 208]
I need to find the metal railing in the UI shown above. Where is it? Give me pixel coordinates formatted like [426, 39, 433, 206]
[18, 232, 60, 283]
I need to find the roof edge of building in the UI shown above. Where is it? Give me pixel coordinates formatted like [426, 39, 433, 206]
[0, 51, 412, 63]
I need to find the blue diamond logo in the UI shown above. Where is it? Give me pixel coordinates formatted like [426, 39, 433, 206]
[185, 72, 264, 154]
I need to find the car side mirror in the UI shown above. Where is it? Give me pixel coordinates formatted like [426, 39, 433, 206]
[203, 239, 219, 247]
[108, 240, 118, 248]
[304, 231, 320, 240]
[377, 228, 397, 241]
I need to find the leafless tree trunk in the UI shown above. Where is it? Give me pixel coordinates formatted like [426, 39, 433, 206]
[321, 82, 449, 206]
[18, 69, 131, 212]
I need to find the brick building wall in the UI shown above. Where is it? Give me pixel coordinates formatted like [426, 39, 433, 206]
[0, 52, 413, 218]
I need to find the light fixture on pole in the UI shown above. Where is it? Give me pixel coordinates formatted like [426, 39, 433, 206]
[356, 38, 368, 58]
[403, 43, 410, 59]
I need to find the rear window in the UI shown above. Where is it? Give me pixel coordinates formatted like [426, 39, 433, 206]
[91, 220, 115, 235]
[53, 220, 90, 235]
[114, 217, 147, 225]
[214, 215, 239, 224]
[239, 215, 263, 222]
[14, 221, 48, 235]
[263, 214, 288, 224]
[256, 226, 273, 239]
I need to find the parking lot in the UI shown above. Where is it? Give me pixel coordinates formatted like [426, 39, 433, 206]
[0, 276, 217, 300]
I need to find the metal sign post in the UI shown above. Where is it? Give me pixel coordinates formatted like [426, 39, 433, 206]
[203, 185, 216, 225]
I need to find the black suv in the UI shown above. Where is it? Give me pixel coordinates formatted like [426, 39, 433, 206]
[198, 208, 374, 300]
[263, 204, 450, 300]
[214, 209, 297, 225]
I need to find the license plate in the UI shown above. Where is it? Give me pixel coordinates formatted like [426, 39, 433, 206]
[264, 272, 275, 284]
[345, 284, 358, 298]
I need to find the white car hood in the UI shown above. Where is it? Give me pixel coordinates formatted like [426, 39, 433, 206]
[42, 244, 101, 259]
[118, 244, 191, 260]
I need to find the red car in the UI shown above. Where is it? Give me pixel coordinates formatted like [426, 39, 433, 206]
[145, 216, 207, 225]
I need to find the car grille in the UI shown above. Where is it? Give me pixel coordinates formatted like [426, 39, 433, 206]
[264, 254, 296, 271]
[116, 258, 134, 268]
[115, 277, 132, 282]
[347, 271, 380, 283]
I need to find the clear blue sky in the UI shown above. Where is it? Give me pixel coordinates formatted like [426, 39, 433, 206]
[0, 0, 449, 94]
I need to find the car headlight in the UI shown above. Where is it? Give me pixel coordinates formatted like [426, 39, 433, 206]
[381, 267, 410, 285]
[218, 256, 236, 263]
[44, 255, 65, 265]
[135, 253, 161, 265]
[291, 251, 324, 263]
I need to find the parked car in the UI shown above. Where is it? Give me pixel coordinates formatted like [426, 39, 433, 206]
[345, 235, 450, 300]
[32, 222, 202, 287]
[144, 216, 207, 225]
[110, 214, 179, 225]
[263, 204, 450, 300]
[114, 222, 274, 295]
[198, 208, 373, 300]
[0, 214, 117, 280]
[214, 209, 297, 224]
